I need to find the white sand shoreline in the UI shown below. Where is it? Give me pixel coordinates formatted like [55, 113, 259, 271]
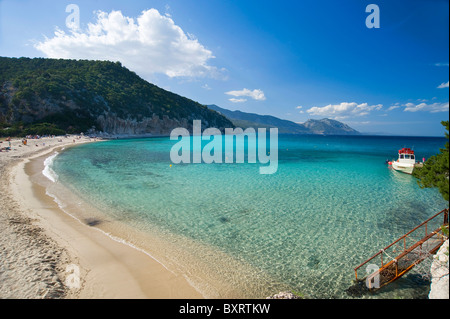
[0, 136, 203, 299]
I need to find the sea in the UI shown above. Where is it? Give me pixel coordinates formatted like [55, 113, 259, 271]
[44, 134, 448, 299]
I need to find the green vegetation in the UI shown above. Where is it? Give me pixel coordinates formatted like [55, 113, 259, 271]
[413, 121, 449, 201]
[0, 122, 66, 137]
[0, 57, 232, 137]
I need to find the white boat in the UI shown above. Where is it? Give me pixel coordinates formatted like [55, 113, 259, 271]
[389, 148, 417, 175]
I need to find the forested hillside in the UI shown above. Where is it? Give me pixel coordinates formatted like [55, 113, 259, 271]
[0, 57, 232, 136]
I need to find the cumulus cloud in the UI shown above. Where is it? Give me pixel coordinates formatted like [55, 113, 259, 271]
[225, 88, 266, 101]
[438, 81, 449, 89]
[403, 102, 449, 113]
[34, 9, 222, 79]
[306, 102, 383, 119]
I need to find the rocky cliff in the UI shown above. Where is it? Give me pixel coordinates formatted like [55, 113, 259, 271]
[429, 240, 449, 299]
[95, 113, 198, 137]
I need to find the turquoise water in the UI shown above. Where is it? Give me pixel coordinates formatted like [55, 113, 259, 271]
[51, 134, 448, 298]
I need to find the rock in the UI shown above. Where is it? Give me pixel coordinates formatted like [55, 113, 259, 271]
[345, 280, 370, 297]
[266, 291, 302, 299]
[429, 240, 449, 299]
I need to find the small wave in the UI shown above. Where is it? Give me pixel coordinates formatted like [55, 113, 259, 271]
[43, 152, 59, 183]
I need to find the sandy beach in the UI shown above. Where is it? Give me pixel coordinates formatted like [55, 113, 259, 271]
[0, 136, 203, 299]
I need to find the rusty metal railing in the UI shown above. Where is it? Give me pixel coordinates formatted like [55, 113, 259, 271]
[354, 208, 449, 285]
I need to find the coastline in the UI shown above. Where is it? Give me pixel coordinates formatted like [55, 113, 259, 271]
[0, 136, 203, 299]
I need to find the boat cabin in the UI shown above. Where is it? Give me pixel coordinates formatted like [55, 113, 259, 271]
[398, 148, 415, 162]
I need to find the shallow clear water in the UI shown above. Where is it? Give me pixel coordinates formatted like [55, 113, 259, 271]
[51, 134, 448, 298]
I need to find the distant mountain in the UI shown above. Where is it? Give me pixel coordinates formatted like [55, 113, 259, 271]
[207, 104, 310, 134]
[207, 104, 360, 135]
[0, 57, 233, 137]
[303, 118, 360, 135]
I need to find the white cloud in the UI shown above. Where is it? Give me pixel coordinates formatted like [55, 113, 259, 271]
[387, 103, 401, 111]
[438, 81, 449, 89]
[225, 88, 266, 101]
[229, 98, 247, 103]
[435, 62, 449, 67]
[403, 102, 449, 113]
[306, 102, 383, 119]
[35, 9, 222, 79]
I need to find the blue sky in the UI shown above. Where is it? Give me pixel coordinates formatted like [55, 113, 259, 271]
[0, 0, 448, 136]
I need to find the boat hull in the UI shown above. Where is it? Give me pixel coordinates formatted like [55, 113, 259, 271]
[392, 161, 415, 174]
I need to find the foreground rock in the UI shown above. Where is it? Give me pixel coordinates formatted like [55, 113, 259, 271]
[429, 239, 449, 299]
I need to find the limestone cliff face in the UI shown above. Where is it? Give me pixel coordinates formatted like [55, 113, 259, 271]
[96, 114, 180, 136]
[95, 113, 202, 136]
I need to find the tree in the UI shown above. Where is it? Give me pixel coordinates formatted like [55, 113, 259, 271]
[413, 121, 449, 201]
